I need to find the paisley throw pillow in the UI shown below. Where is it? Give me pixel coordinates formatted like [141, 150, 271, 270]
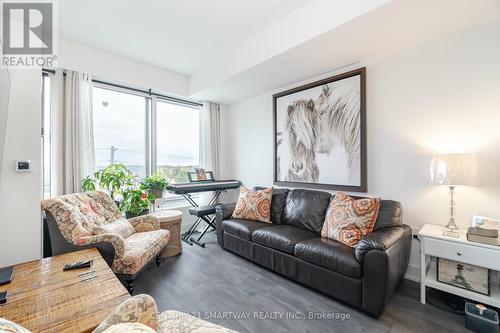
[321, 192, 380, 247]
[232, 186, 273, 223]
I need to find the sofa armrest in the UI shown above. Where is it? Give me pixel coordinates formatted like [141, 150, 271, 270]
[355, 225, 408, 262]
[215, 203, 236, 248]
[76, 234, 126, 259]
[92, 294, 159, 333]
[128, 215, 160, 233]
[361, 224, 412, 317]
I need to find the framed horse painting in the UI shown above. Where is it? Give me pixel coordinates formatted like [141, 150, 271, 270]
[273, 67, 366, 192]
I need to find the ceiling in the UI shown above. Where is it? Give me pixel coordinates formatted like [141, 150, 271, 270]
[58, 0, 310, 75]
[58, 0, 500, 104]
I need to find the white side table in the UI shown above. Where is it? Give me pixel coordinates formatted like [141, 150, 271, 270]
[418, 224, 500, 307]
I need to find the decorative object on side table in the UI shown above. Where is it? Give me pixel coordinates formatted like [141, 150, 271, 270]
[437, 257, 490, 296]
[122, 189, 154, 218]
[472, 215, 500, 230]
[429, 153, 478, 237]
[273, 68, 366, 192]
[140, 172, 169, 199]
[467, 226, 499, 246]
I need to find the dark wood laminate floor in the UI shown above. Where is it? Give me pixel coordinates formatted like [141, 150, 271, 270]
[135, 233, 470, 333]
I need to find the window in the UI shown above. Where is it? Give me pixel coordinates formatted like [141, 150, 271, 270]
[92, 86, 148, 176]
[156, 100, 200, 183]
[91, 82, 201, 189]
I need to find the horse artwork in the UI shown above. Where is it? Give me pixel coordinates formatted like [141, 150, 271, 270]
[273, 68, 366, 192]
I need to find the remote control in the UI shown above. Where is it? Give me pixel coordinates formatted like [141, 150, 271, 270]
[0, 291, 7, 305]
[63, 260, 93, 271]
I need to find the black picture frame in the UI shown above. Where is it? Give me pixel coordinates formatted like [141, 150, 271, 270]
[273, 67, 367, 192]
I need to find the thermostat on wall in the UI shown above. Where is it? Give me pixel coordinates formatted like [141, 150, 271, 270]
[15, 160, 32, 172]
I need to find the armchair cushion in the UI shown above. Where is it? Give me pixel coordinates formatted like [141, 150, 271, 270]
[93, 218, 135, 238]
[114, 230, 170, 275]
[92, 294, 159, 333]
[128, 215, 160, 233]
[354, 225, 407, 262]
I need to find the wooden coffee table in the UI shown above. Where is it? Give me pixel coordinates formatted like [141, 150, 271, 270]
[0, 248, 129, 333]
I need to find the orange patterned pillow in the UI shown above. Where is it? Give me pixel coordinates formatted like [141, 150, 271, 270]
[232, 186, 273, 223]
[321, 192, 380, 247]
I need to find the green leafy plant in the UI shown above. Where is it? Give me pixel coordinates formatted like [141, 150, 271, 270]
[81, 163, 135, 200]
[121, 189, 154, 217]
[140, 172, 169, 199]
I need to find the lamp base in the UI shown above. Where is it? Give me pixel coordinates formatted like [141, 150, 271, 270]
[442, 229, 460, 238]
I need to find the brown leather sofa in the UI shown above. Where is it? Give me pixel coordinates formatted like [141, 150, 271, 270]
[215, 188, 412, 317]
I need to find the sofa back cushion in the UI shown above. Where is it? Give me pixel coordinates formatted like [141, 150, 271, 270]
[253, 187, 289, 224]
[282, 189, 332, 234]
[373, 200, 402, 230]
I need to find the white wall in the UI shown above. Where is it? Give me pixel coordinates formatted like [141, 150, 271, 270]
[58, 39, 189, 97]
[0, 69, 42, 266]
[220, 22, 500, 280]
[0, 40, 191, 266]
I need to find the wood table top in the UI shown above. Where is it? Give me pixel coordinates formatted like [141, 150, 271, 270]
[0, 248, 129, 333]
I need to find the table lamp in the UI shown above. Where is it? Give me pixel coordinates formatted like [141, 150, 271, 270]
[429, 153, 478, 237]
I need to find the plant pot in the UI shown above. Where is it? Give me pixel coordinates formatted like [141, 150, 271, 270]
[148, 189, 164, 199]
[125, 209, 149, 219]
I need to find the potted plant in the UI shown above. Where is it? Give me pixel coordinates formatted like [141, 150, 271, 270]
[140, 172, 169, 199]
[121, 189, 154, 218]
[81, 163, 135, 201]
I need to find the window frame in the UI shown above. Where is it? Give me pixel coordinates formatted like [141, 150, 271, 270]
[91, 80, 202, 205]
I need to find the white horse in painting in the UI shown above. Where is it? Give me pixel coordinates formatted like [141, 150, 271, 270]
[315, 85, 361, 180]
[284, 99, 319, 182]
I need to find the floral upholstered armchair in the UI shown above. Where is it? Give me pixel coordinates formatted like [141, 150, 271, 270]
[94, 294, 237, 333]
[1, 295, 237, 333]
[41, 191, 170, 293]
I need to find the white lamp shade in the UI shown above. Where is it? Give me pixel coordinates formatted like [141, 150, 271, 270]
[430, 153, 478, 186]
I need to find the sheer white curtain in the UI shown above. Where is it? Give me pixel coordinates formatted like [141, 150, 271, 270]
[51, 69, 95, 195]
[199, 102, 221, 205]
[200, 102, 220, 179]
